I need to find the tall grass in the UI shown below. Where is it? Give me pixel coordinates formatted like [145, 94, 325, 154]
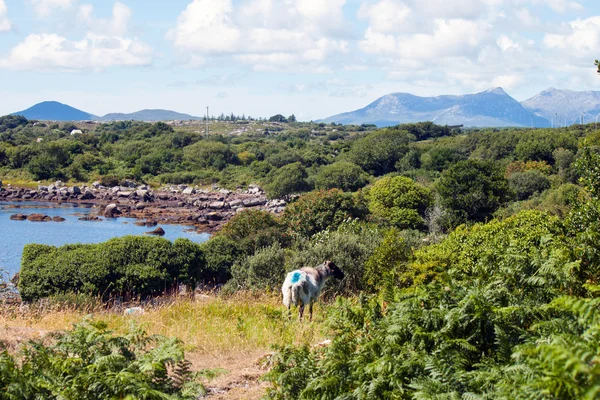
[1, 293, 332, 355]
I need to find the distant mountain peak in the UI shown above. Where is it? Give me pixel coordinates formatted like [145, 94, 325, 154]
[485, 87, 508, 95]
[320, 88, 550, 128]
[12, 101, 96, 121]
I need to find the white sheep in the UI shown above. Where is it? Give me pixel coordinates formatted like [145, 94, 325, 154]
[281, 261, 344, 320]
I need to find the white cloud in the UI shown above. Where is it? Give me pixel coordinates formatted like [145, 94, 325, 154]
[76, 1, 132, 35]
[358, 0, 411, 34]
[167, 0, 349, 69]
[0, 0, 10, 32]
[0, 33, 153, 71]
[497, 35, 522, 52]
[544, 16, 600, 65]
[491, 74, 524, 88]
[29, 0, 77, 17]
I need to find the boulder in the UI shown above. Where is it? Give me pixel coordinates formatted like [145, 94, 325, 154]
[52, 216, 66, 222]
[79, 216, 102, 221]
[27, 214, 51, 222]
[242, 198, 267, 207]
[134, 221, 147, 226]
[117, 191, 132, 198]
[207, 212, 223, 221]
[55, 180, 64, 187]
[208, 201, 225, 209]
[91, 181, 101, 189]
[145, 220, 158, 227]
[69, 186, 81, 195]
[145, 227, 165, 236]
[104, 204, 121, 218]
[81, 190, 95, 200]
[135, 202, 146, 210]
[9, 214, 27, 221]
[182, 187, 196, 195]
[228, 199, 243, 208]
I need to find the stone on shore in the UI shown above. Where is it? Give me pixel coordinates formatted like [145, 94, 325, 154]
[145, 227, 165, 236]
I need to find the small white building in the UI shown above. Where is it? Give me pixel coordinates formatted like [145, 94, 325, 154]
[70, 129, 83, 135]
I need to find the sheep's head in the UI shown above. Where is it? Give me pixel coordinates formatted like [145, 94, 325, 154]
[325, 260, 344, 280]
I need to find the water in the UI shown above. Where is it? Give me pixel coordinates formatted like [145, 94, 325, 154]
[0, 201, 210, 277]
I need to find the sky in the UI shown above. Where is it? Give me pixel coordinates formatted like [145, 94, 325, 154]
[0, 0, 599, 120]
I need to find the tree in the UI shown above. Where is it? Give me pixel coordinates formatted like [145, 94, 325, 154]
[314, 161, 370, 192]
[264, 162, 309, 200]
[183, 140, 236, 170]
[596, 59, 600, 73]
[269, 114, 288, 123]
[508, 170, 551, 200]
[287, 114, 297, 123]
[282, 189, 368, 237]
[345, 128, 413, 176]
[437, 159, 512, 225]
[367, 176, 433, 230]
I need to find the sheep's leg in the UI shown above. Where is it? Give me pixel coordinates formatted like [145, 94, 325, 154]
[299, 302, 305, 320]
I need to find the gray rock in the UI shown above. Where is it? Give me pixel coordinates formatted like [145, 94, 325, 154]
[55, 180, 64, 187]
[229, 199, 243, 208]
[92, 181, 101, 189]
[242, 198, 267, 207]
[145, 227, 165, 236]
[219, 189, 231, 195]
[182, 187, 196, 195]
[81, 190, 95, 200]
[135, 202, 146, 210]
[70, 186, 81, 195]
[209, 201, 225, 209]
[117, 191, 132, 198]
[38, 185, 48, 191]
[104, 204, 121, 218]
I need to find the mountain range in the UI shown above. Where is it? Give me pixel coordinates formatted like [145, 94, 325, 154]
[9, 87, 600, 127]
[11, 101, 202, 122]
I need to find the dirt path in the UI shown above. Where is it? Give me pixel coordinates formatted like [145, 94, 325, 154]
[189, 350, 271, 399]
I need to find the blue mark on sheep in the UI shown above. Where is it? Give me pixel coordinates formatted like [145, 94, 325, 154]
[291, 271, 302, 284]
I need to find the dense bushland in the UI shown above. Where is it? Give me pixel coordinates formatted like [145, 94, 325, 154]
[260, 143, 600, 399]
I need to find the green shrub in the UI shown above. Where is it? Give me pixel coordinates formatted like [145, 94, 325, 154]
[0, 320, 204, 399]
[19, 236, 206, 301]
[366, 175, 433, 230]
[281, 189, 368, 238]
[228, 242, 287, 291]
[216, 209, 288, 254]
[313, 161, 370, 192]
[285, 222, 382, 292]
[264, 162, 310, 200]
[200, 236, 244, 283]
[508, 170, 551, 200]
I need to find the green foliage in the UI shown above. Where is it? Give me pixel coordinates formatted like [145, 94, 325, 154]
[314, 161, 369, 192]
[264, 162, 310, 200]
[367, 175, 433, 230]
[0, 320, 204, 399]
[508, 170, 551, 200]
[228, 242, 287, 291]
[345, 128, 413, 176]
[18, 236, 206, 301]
[363, 228, 411, 293]
[281, 189, 368, 238]
[216, 209, 288, 254]
[265, 211, 582, 399]
[437, 159, 512, 225]
[200, 236, 244, 283]
[183, 140, 236, 170]
[286, 221, 382, 292]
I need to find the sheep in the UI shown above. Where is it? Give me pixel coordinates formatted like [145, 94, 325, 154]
[281, 260, 344, 320]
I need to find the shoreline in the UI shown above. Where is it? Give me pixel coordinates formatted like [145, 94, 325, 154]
[0, 182, 285, 234]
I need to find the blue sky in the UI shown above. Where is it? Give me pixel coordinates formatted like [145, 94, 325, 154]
[0, 0, 599, 120]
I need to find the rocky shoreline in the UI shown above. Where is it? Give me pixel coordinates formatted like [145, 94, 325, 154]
[0, 180, 285, 233]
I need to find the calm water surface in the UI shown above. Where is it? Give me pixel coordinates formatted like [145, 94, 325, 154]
[0, 201, 210, 277]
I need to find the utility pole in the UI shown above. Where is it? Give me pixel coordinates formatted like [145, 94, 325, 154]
[205, 106, 209, 136]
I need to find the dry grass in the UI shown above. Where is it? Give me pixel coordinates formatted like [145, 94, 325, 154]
[0, 292, 332, 355]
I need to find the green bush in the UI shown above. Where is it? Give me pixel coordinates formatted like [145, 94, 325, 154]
[19, 236, 206, 301]
[366, 175, 433, 230]
[281, 189, 368, 238]
[216, 209, 288, 254]
[508, 170, 551, 200]
[200, 236, 244, 283]
[344, 128, 413, 176]
[264, 162, 310, 200]
[437, 159, 512, 225]
[285, 222, 382, 292]
[0, 320, 204, 399]
[228, 242, 287, 291]
[313, 161, 370, 192]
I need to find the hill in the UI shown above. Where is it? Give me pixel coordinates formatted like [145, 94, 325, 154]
[321, 88, 551, 128]
[12, 101, 96, 121]
[98, 109, 202, 122]
[521, 87, 600, 126]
